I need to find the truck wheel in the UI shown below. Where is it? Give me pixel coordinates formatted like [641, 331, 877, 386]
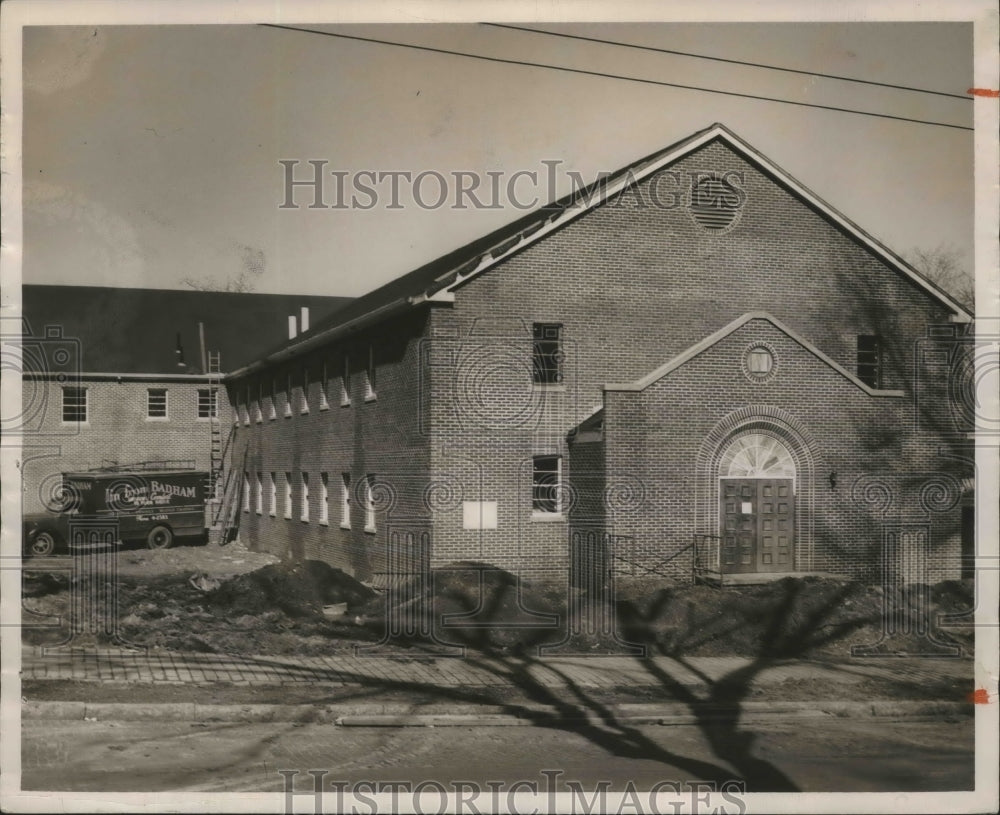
[146, 525, 174, 550]
[29, 530, 59, 557]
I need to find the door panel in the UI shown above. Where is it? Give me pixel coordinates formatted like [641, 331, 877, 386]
[720, 478, 795, 573]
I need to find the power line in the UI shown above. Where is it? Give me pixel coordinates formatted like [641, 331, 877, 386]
[483, 22, 972, 102]
[259, 23, 972, 131]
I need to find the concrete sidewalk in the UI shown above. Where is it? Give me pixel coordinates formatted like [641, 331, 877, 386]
[21, 644, 973, 689]
[19, 646, 978, 724]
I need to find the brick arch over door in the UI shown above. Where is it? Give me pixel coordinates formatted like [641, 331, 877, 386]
[694, 406, 822, 571]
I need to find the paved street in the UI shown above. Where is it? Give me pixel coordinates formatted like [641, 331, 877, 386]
[21, 717, 974, 794]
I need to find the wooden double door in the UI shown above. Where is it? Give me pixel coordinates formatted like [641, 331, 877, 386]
[720, 478, 794, 573]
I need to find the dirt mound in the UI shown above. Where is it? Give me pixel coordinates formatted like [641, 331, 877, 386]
[207, 560, 376, 619]
[615, 576, 973, 658]
[355, 561, 566, 652]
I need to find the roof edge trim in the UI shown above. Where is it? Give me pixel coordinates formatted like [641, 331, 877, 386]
[604, 311, 907, 398]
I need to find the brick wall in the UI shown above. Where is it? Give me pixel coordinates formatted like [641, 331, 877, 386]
[226, 310, 433, 580]
[21, 378, 225, 514]
[224, 136, 966, 584]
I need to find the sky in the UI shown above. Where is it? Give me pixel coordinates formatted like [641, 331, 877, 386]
[16, 10, 983, 298]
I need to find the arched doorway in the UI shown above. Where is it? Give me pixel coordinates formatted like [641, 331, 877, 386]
[718, 433, 796, 573]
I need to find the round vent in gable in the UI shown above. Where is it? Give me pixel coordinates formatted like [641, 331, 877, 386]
[688, 175, 744, 232]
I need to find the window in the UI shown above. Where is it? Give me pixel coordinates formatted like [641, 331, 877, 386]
[62, 387, 87, 422]
[341, 473, 351, 528]
[284, 374, 293, 417]
[320, 363, 330, 410]
[284, 472, 293, 519]
[254, 383, 263, 423]
[364, 345, 377, 401]
[319, 473, 329, 525]
[364, 474, 376, 532]
[242, 386, 251, 425]
[147, 388, 168, 419]
[341, 354, 351, 406]
[197, 388, 218, 419]
[269, 472, 277, 516]
[255, 473, 263, 514]
[243, 472, 251, 513]
[857, 335, 881, 388]
[301, 367, 310, 414]
[532, 323, 563, 384]
[269, 379, 277, 420]
[532, 455, 562, 514]
[300, 473, 310, 522]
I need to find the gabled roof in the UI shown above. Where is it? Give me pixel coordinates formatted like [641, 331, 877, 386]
[604, 311, 906, 397]
[21, 285, 351, 375]
[231, 122, 971, 377]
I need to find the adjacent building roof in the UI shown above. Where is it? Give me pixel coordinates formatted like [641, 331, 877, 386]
[230, 122, 972, 378]
[20, 285, 351, 375]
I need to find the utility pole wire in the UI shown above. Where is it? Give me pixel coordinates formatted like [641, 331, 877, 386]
[259, 23, 972, 132]
[482, 22, 973, 102]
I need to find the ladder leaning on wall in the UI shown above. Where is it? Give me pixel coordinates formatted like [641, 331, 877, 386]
[205, 351, 242, 546]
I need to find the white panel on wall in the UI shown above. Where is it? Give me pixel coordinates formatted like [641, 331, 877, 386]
[463, 500, 498, 530]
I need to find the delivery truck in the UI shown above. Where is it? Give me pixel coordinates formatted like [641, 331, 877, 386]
[23, 465, 209, 556]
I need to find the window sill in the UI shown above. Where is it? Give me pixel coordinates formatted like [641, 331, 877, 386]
[319, 520, 329, 527]
[341, 400, 351, 408]
[531, 511, 566, 523]
[340, 523, 351, 531]
[61, 421, 90, 426]
[319, 403, 330, 412]
[145, 417, 169, 422]
[364, 525, 377, 535]
[533, 383, 566, 392]
[301, 408, 310, 415]
[269, 512, 276, 518]
[364, 393, 377, 403]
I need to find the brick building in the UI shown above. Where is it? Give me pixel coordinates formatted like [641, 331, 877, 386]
[19, 285, 349, 516]
[224, 123, 974, 586]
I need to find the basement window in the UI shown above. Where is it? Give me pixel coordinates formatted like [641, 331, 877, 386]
[364, 474, 377, 532]
[532, 323, 563, 385]
[857, 335, 882, 388]
[341, 473, 351, 529]
[532, 455, 562, 516]
[284, 472, 293, 519]
[301, 472, 310, 522]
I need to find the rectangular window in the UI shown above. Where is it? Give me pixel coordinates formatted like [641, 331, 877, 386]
[197, 388, 218, 419]
[269, 472, 277, 516]
[341, 473, 351, 528]
[364, 345, 377, 401]
[364, 474, 376, 532]
[284, 374, 293, 417]
[533, 323, 563, 384]
[319, 473, 329, 525]
[243, 386, 251, 425]
[269, 379, 277, 420]
[532, 455, 562, 514]
[243, 471, 251, 513]
[147, 388, 168, 419]
[320, 363, 330, 410]
[857, 335, 881, 388]
[254, 382, 263, 423]
[301, 367, 310, 414]
[284, 472, 293, 519]
[62, 386, 87, 422]
[255, 472, 263, 515]
[341, 354, 351, 406]
[301, 472, 310, 522]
